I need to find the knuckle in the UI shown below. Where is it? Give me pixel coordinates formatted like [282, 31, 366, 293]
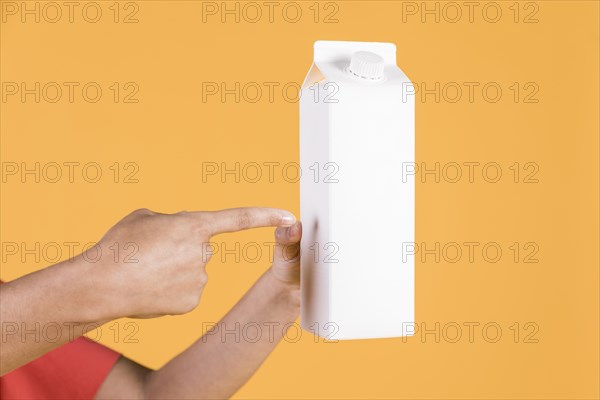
[181, 294, 201, 314]
[133, 208, 153, 216]
[236, 211, 251, 229]
[283, 243, 300, 261]
[181, 303, 195, 314]
[199, 272, 209, 285]
[202, 251, 213, 263]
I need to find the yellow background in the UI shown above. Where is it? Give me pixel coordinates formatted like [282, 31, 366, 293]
[1, 1, 598, 399]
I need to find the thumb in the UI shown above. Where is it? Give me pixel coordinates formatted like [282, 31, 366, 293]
[271, 222, 302, 283]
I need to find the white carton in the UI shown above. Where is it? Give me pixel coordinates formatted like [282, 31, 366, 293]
[299, 41, 415, 340]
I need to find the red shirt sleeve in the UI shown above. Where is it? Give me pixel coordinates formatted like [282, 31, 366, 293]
[0, 336, 121, 400]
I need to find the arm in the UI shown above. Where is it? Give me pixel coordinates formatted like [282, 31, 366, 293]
[95, 222, 302, 400]
[0, 256, 113, 375]
[0, 207, 296, 376]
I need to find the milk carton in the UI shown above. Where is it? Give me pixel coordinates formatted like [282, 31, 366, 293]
[300, 41, 415, 340]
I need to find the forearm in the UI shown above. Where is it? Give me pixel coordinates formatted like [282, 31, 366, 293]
[0, 257, 113, 375]
[144, 268, 300, 399]
[95, 216, 302, 400]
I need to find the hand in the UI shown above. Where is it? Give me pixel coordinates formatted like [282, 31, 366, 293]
[97, 220, 304, 400]
[80, 207, 296, 320]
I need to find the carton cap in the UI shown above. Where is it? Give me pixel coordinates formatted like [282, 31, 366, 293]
[347, 51, 385, 81]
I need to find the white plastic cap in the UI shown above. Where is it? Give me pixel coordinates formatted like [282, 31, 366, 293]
[347, 51, 385, 81]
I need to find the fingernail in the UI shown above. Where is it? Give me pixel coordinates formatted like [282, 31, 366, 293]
[281, 214, 296, 226]
[275, 226, 285, 238]
[289, 222, 300, 236]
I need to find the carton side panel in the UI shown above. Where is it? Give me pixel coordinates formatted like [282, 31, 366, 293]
[328, 83, 415, 339]
[300, 80, 331, 337]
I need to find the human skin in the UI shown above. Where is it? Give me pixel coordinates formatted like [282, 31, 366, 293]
[95, 218, 303, 399]
[0, 207, 298, 380]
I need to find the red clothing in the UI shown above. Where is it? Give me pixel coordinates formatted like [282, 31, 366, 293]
[0, 277, 120, 399]
[1, 337, 120, 400]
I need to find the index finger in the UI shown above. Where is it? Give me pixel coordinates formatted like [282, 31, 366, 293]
[196, 207, 296, 236]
